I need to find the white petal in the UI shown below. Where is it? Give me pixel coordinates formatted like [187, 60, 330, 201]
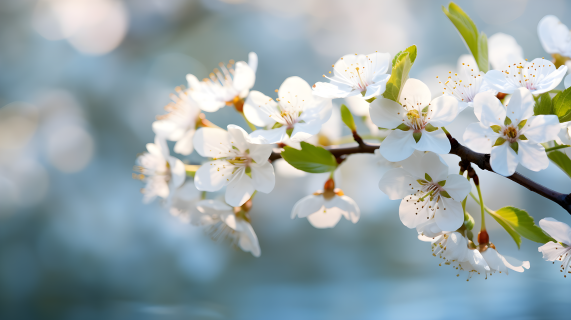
[540, 217, 571, 244]
[416, 220, 444, 238]
[292, 195, 324, 219]
[520, 115, 561, 143]
[473, 91, 506, 126]
[506, 88, 534, 122]
[538, 241, 570, 261]
[312, 82, 352, 99]
[363, 82, 385, 100]
[420, 152, 449, 183]
[278, 76, 313, 103]
[434, 197, 463, 232]
[250, 161, 275, 193]
[345, 95, 370, 116]
[398, 78, 431, 107]
[399, 195, 431, 228]
[150, 136, 170, 159]
[502, 254, 530, 273]
[152, 120, 181, 140]
[238, 221, 261, 257]
[379, 130, 416, 162]
[463, 123, 499, 154]
[537, 15, 569, 54]
[490, 143, 519, 176]
[243, 91, 278, 127]
[337, 195, 360, 223]
[533, 65, 567, 95]
[248, 143, 274, 164]
[193, 127, 231, 158]
[249, 127, 288, 144]
[227, 124, 251, 152]
[173, 129, 195, 155]
[484, 70, 519, 94]
[307, 207, 344, 229]
[225, 169, 255, 206]
[441, 174, 471, 202]
[194, 160, 234, 192]
[369, 97, 404, 129]
[518, 141, 549, 172]
[426, 95, 459, 127]
[488, 33, 524, 70]
[290, 120, 322, 142]
[378, 168, 419, 200]
[168, 156, 186, 189]
[232, 61, 256, 92]
[368, 52, 391, 78]
[248, 52, 258, 74]
[415, 130, 451, 155]
[462, 250, 490, 273]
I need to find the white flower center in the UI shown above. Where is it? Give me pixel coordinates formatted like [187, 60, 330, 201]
[499, 60, 555, 92]
[401, 99, 428, 131]
[274, 92, 308, 128]
[323, 56, 377, 94]
[438, 64, 483, 102]
[501, 124, 520, 143]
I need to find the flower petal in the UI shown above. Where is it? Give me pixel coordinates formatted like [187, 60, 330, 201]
[278, 76, 313, 103]
[307, 207, 344, 229]
[194, 160, 234, 192]
[520, 115, 561, 143]
[251, 161, 275, 193]
[378, 168, 420, 200]
[506, 88, 534, 122]
[290, 120, 322, 142]
[434, 197, 463, 232]
[173, 129, 195, 155]
[415, 130, 451, 155]
[442, 174, 471, 202]
[337, 195, 360, 223]
[292, 195, 324, 219]
[488, 32, 524, 70]
[532, 64, 567, 95]
[312, 82, 353, 99]
[540, 217, 571, 244]
[243, 91, 278, 127]
[538, 241, 570, 261]
[238, 220, 261, 257]
[398, 78, 431, 107]
[399, 195, 431, 229]
[193, 127, 231, 158]
[168, 156, 186, 189]
[248, 52, 258, 74]
[463, 123, 499, 154]
[538, 15, 570, 55]
[420, 152, 449, 183]
[518, 140, 549, 172]
[473, 91, 506, 126]
[232, 61, 256, 92]
[225, 169, 255, 206]
[426, 95, 459, 127]
[379, 130, 416, 162]
[249, 127, 288, 144]
[490, 143, 519, 176]
[484, 70, 519, 94]
[369, 97, 404, 129]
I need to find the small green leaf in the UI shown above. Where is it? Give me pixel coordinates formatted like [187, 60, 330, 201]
[490, 125, 501, 133]
[487, 210, 522, 249]
[548, 150, 571, 179]
[340, 104, 356, 131]
[442, 2, 488, 72]
[245, 166, 252, 177]
[281, 142, 337, 173]
[413, 131, 422, 143]
[493, 137, 506, 147]
[425, 123, 439, 132]
[534, 93, 553, 116]
[425, 173, 432, 181]
[510, 142, 518, 154]
[396, 123, 410, 131]
[382, 45, 417, 103]
[553, 86, 571, 122]
[494, 206, 555, 244]
[391, 50, 403, 67]
[438, 180, 446, 187]
[365, 97, 376, 103]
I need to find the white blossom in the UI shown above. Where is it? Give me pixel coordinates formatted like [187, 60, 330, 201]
[193, 125, 275, 207]
[244, 76, 332, 145]
[484, 58, 567, 95]
[370, 78, 459, 162]
[134, 136, 185, 204]
[291, 179, 359, 229]
[480, 245, 529, 276]
[438, 61, 493, 112]
[191, 199, 261, 257]
[312, 52, 391, 100]
[538, 16, 571, 58]
[379, 152, 471, 232]
[463, 88, 560, 176]
[186, 52, 258, 112]
[538, 218, 571, 277]
[488, 33, 524, 70]
[152, 86, 202, 155]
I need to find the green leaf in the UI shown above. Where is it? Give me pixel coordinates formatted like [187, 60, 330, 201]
[391, 50, 403, 67]
[534, 93, 553, 116]
[281, 142, 337, 173]
[548, 150, 571, 179]
[442, 2, 488, 72]
[553, 87, 571, 122]
[494, 206, 555, 244]
[487, 210, 522, 249]
[382, 45, 417, 103]
[340, 104, 356, 131]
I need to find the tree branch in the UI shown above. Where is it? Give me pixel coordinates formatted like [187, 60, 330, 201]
[269, 134, 571, 214]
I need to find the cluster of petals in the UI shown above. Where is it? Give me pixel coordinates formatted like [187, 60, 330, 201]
[135, 136, 185, 203]
[244, 76, 332, 147]
[538, 16, 571, 59]
[291, 179, 359, 229]
[379, 152, 471, 232]
[438, 59, 494, 112]
[152, 86, 202, 155]
[370, 79, 459, 162]
[538, 218, 571, 277]
[464, 88, 560, 176]
[190, 199, 261, 257]
[193, 125, 275, 207]
[187, 52, 258, 112]
[312, 52, 391, 100]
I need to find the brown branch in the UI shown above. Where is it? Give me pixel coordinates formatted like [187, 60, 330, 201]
[269, 134, 571, 214]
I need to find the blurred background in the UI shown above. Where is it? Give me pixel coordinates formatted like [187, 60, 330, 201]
[0, 0, 570, 319]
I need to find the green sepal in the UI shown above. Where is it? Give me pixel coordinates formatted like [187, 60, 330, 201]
[245, 166, 252, 177]
[424, 173, 432, 182]
[440, 190, 451, 198]
[504, 117, 512, 125]
[396, 123, 410, 131]
[510, 142, 518, 154]
[437, 180, 446, 187]
[518, 134, 527, 141]
[365, 97, 376, 103]
[424, 123, 439, 132]
[490, 125, 501, 133]
[286, 127, 294, 137]
[517, 119, 527, 130]
[493, 137, 506, 147]
[272, 122, 284, 129]
[413, 131, 422, 143]
[464, 212, 475, 230]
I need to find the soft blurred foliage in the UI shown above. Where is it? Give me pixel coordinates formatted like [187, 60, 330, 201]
[0, 0, 570, 319]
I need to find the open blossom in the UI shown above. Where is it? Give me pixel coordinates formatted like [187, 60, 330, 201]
[438, 60, 493, 112]
[538, 16, 571, 60]
[152, 86, 202, 155]
[186, 52, 258, 112]
[370, 78, 459, 162]
[488, 33, 524, 70]
[291, 178, 359, 229]
[538, 218, 571, 277]
[134, 136, 185, 204]
[312, 52, 391, 100]
[379, 152, 471, 232]
[480, 244, 529, 276]
[190, 199, 260, 257]
[244, 76, 332, 145]
[463, 88, 560, 176]
[193, 125, 275, 207]
[484, 58, 567, 95]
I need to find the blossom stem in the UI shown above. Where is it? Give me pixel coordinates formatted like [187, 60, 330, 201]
[475, 184, 486, 231]
[545, 145, 570, 152]
[185, 164, 200, 176]
[440, 126, 450, 135]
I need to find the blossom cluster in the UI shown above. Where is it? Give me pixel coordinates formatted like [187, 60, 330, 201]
[133, 8, 571, 280]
